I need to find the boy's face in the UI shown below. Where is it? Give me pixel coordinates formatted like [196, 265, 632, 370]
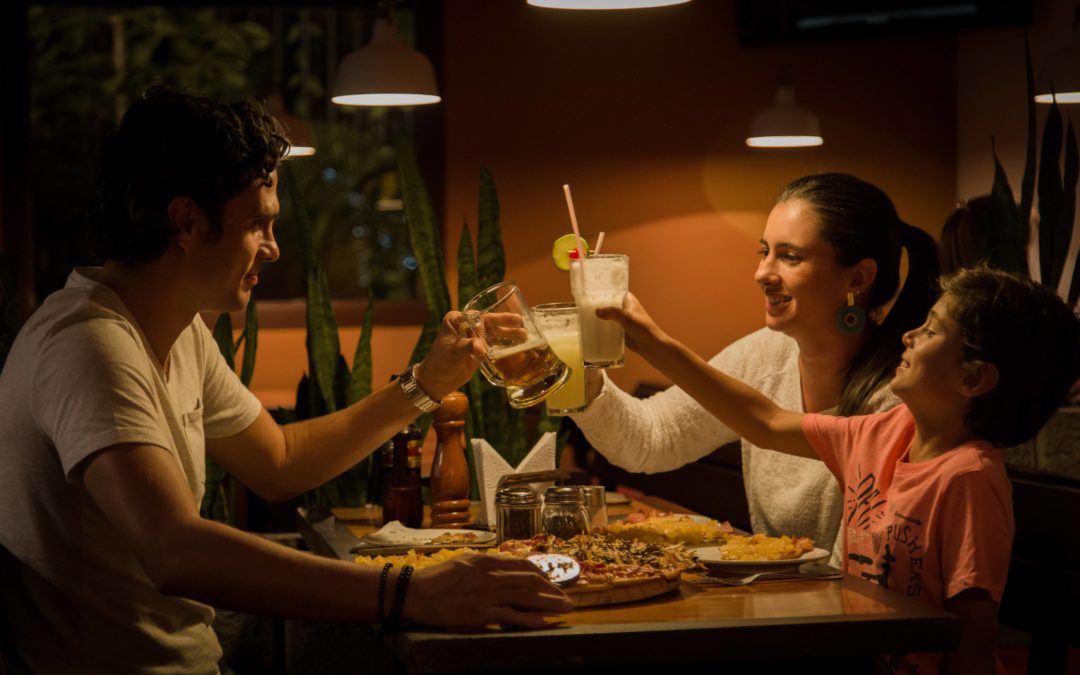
[891, 293, 970, 406]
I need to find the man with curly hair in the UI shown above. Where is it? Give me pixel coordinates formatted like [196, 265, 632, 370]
[0, 87, 569, 674]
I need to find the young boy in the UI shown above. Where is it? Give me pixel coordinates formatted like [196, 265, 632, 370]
[599, 267, 1080, 675]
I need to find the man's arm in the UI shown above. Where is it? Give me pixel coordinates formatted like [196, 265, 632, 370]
[81, 442, 570, 626]
[942, 589, 999, 675]
[207, 311, 482, 501]
[597, 295, 815, 459]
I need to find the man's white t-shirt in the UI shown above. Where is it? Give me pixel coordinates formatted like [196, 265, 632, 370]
[0, 268, 263, 674]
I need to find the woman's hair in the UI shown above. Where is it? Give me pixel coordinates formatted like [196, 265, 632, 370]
[940, 195, 993, 275]
[93, 86, 289, 265]
[942, 267, 1080, 447]
[777, 173, 941, 416]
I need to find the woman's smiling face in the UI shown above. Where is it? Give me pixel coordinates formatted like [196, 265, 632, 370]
[754, 198, 854, 341]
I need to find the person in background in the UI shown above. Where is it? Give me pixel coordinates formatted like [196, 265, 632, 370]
[598, 267, 1079, 674]
[0, 87, 569, 675]
[940, 195, 993, 274]
[572, 173, 941, 567]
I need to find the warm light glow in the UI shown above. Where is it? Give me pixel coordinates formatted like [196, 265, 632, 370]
[1034, 91, 1080, 104]
[745, 135, 824, 148]
[331, 93, 441, 107]
[285, 146, 317, 158]
[528, 0, 689, 8]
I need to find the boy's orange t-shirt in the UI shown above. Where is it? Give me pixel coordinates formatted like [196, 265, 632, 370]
[803, 404, 1014, 673]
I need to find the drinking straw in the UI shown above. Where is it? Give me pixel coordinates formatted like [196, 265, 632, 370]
[594, 231, 606, 255]
[562, 184, 586, 261]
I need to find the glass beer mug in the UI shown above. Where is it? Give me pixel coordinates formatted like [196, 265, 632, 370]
[461, 281, 570, 409]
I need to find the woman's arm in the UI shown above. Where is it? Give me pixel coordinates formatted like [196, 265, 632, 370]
[597, 295, 815, 459]
[942, 589, 998, 675]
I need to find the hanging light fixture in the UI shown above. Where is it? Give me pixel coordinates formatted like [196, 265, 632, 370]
[745, 85, 823, 148]
[331, 15, 440, 107]
[267, 94, 316, 158]
[527, 0, 690, 8]
[1034, 29, 1080, 104]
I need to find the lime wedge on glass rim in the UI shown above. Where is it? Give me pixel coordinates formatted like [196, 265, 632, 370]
[552, 234, 589, 271]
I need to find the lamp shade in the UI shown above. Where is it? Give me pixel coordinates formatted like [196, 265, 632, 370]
[331, 19, 440, 107]
[1034, 41, 1080, 104]
[527, 0, 690, 8]
[745, 86, 823, 148]
[266, 94, 316, 158]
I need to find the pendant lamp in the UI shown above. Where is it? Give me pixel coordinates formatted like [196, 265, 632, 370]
[527, 0, 690, 8]
[1034, 35, 1080, 104]
[331, 18, 440, 107]
[267, 94, 316, 158]
[745, 85, 823, 148]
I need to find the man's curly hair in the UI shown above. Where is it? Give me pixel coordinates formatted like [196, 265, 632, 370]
[93, 86, 289, 264]
[942, 266, 1080, 447]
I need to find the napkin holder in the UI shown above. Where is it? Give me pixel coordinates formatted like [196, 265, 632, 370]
[473, 432, 561, 528]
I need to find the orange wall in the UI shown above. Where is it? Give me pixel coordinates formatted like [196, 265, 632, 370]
[247, 2, 960, 405]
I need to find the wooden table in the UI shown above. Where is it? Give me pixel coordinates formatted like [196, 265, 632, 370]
[297, 500, 958, 674]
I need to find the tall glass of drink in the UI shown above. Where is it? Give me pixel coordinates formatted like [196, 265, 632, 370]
[532, 302, 586, 415]
[462, 281, 571, 408]
[569, 253, 629, 368]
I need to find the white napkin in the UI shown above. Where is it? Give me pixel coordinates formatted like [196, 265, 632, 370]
[472, 432, 557, 527]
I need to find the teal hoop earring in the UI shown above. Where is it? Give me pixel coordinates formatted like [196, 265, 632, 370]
[836, 292, 866, 335]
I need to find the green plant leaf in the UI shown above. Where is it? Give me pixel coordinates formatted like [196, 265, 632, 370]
[1038, 101, 1066, 289]
[348, 289, 376, 405]
[989, 139, 1029, 275]
[1019, 30, 1037, 223]
[457, 219, 480, 311]
[212, 312, 236, 370]
[1063, 121, 1080, 308]
[476, 167, 505, 291]
[306, 262, 342, 414]
[238, 296, 258, 388]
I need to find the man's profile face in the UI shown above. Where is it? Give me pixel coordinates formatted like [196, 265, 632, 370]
[191, 170, 281, 313]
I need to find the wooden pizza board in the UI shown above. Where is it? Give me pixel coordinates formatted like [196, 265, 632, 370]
[566, 573, 682, 608]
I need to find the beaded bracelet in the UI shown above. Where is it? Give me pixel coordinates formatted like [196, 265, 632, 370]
[377, 563, 393, 623]
[384, 564, 414, 636]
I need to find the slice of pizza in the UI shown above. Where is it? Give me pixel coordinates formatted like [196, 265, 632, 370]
[606, 509, 733, 546]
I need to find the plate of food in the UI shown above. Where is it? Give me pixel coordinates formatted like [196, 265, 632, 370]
[693, 533, 827, 574]
[358, 521, 495, 549]
[606, 509, 733, 546]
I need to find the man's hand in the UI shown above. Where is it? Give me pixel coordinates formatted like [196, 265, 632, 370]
[404, 554, 572, 629]
[415, 311, 486, 400]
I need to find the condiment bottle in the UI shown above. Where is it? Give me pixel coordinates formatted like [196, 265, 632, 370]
[581, 485, 608, 532]
[542, 486, 589, 539]
[430, 391, 471, 527]
[382, 423, 423, 527]
[495, 485, 542, 543]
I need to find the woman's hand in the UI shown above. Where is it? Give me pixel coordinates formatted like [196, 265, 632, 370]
[403, 554, 573, 629]
[415, 311, 486, 400]
[595, 293, 670, 361]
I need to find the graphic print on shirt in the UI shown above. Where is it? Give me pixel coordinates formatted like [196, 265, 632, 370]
[845, 466, 886, 530]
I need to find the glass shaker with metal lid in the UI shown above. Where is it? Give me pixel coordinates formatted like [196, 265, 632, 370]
[495, 485, 543, 543]
[542, 486, 590, 539]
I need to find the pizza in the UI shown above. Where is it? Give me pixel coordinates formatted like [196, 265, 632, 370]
[716, 533, 816, 561]
[606, 509, 733, 546]
[492, 533, 699, 607]
[429, 531, 482, 546]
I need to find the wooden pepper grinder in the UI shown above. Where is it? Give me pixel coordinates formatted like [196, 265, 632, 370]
[430, 391, 472, 527]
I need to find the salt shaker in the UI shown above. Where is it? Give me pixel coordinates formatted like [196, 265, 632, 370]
[581, 485, 608, 532]
[495, 485, 543, 543]
[542, 486, 589, 539]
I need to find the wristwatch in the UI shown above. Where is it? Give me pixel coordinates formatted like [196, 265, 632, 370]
[398, 364, 441, 413]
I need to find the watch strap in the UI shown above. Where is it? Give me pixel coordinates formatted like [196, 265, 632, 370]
[399, 364, 440, 413]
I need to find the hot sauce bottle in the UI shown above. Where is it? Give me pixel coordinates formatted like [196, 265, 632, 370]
[382, 423, 423, 527]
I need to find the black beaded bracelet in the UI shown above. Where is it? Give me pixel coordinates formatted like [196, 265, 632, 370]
[384, 564, 414, 636]
[377, 563, 393, 623]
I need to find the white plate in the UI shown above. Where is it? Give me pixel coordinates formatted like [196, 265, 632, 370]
[692, 546, 830, 574]
[361, 521, 495, 547]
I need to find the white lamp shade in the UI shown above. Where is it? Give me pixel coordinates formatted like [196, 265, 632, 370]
[746, 86, 823, 148]
[332, 19, 440, 107]
[1034, 42, 1080, 104]
[528, 0, 690, 8]
[266, 93, 317, 158]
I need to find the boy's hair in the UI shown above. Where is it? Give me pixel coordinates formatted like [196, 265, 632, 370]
[942, 267, 1080, 447]
[93, 86, 289, 265]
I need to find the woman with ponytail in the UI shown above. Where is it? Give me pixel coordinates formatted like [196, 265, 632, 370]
[571, 173, 941, 566]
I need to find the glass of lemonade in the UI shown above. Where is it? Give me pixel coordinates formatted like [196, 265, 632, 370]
[569, 253, 629, 368]
[462, 281, 570, 408]
[532, 302, 586, 415]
